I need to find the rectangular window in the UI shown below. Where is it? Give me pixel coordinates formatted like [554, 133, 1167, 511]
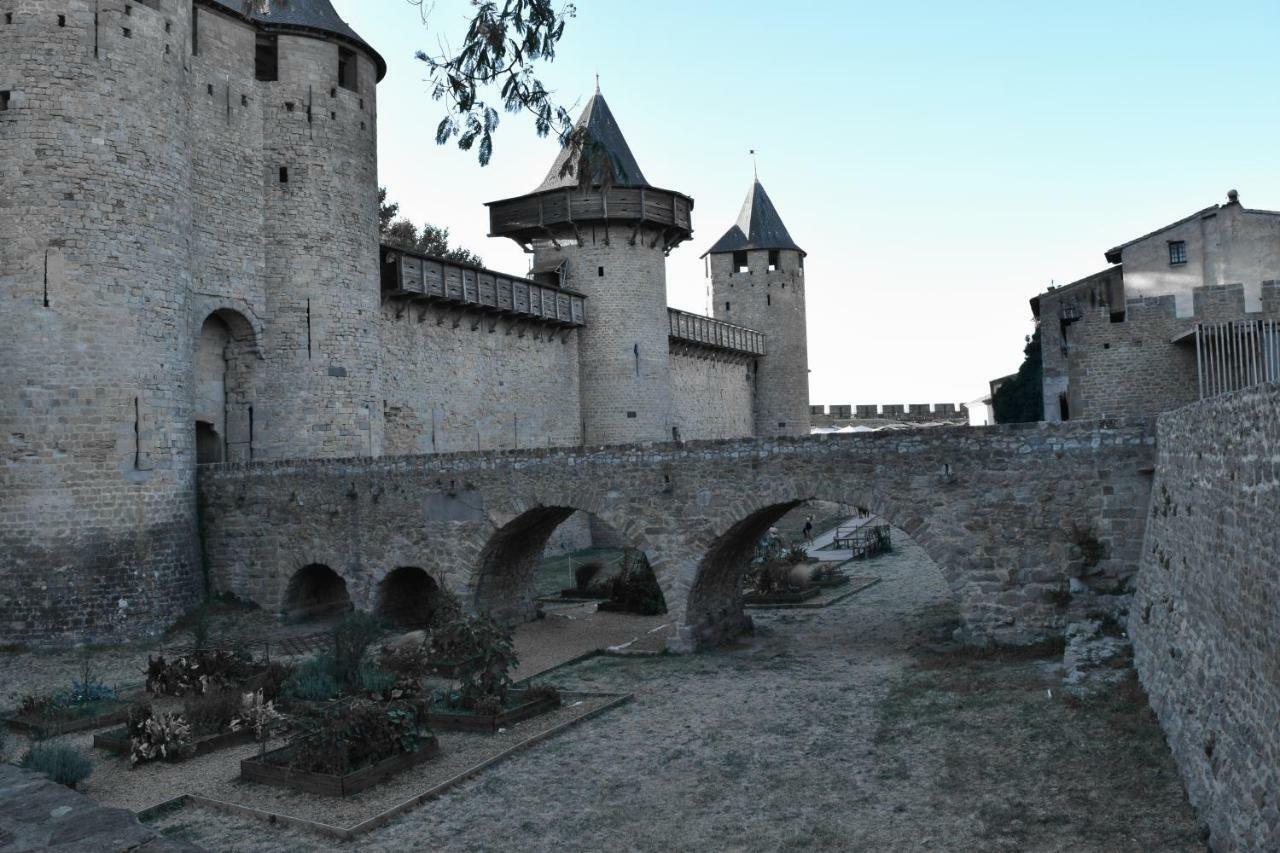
[338, 46, 358, 91]
[768, 249, 780, 272]
[1169, 240, 1187, 265]
[0, 91, 10, 112]
[255, 34, 278, 82]
[279, 166, 289, 183]
[733, 250, 748, 273]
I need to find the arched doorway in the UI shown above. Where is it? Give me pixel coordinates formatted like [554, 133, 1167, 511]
[195, 310, 257, 465]
[282, 564, 352, 622]
[376, 567, 441, 629]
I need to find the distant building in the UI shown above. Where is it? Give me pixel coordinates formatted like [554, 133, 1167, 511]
[1032, 191, 1280, 421]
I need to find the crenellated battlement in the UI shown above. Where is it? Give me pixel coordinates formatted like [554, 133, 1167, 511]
[811, 403, 970, 427]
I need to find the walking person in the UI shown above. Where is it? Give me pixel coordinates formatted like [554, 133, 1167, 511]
[803, 514, 814, 541]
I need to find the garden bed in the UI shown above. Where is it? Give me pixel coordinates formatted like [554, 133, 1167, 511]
[6, 701, 134, 737]
[743, 587, 823, 606]
[94, 725, 255, 760]
[426, 691, 560, 733]
[811, 573, 852, 589]
[240, 738, 441, 797]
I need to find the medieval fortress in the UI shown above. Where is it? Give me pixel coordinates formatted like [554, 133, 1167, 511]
[0, 0, 810, 644]
[2, 4, 1279, 847]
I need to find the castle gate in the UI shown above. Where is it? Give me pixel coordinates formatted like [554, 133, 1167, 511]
[197, 420, 1155, 651]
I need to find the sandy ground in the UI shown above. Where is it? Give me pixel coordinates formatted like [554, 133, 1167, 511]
[136, 534, 1204, 852]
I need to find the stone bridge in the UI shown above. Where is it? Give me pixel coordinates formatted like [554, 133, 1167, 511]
[197, 420, 1155, 651]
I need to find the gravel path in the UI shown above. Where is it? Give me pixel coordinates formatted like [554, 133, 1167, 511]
[139, 532, 1203, 852]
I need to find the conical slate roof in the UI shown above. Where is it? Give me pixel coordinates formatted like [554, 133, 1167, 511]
[536, 89, 651, 192]
[204, 0, 385, 80]
[704, 180, 804, 257]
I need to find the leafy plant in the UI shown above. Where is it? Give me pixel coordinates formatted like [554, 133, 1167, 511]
[331, 612, 387, 688]
[253, 661, 296, 702]
[354, 662, 397, 696]
[146, 649, 254, 697]
[287, 699, 431, 775]
[230, 689, 285, 758]
[573, 561, 605, 592]
[21, 743, 93, 789]
[432, 614, 519, 710]
[68, 652, 116, 705]
[182, 689, 243, 737]
[282, 656, 340, 703]
[129, 707, 195, 767]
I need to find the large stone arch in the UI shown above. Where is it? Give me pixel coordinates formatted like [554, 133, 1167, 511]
[281, 563, 352, 621]
[471, 496, 670, 626]
[677, 479, 979, 651]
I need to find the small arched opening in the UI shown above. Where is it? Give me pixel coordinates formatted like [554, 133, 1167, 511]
[195, 310, 257, 466]
[376, 567, 442, 629]
[282, 564, 352, 622]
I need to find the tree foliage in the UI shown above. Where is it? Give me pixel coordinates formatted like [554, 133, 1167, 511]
[378, 187, 485, 267]
[413, 0, 579, 167]
[992, 326, 1044, 424]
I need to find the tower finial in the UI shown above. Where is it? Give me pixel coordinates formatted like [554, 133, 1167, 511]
[595, 73, 600, 94]
[750, 149, 758, 181]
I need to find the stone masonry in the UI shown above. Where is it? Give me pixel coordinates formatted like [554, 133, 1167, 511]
[1131, 383, 1280, 851]
[198, 419, 1155, 652]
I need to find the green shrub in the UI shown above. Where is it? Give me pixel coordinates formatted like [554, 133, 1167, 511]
[283, 656, 340, 702]
[289, 699, 431, 775]
[332, 612, 386, 688]
[128, 708, 195, 767]
[432, 614, 519, 710]
[354, 662, 397, 695]
[182, 689, 242, 736]
[21, 743, 94, 788]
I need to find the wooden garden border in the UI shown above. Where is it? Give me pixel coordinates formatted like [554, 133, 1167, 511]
[136, 692, 632, 841]
[425, 692, 559, 733]
[94, 726, 256, 759]
[241, 737, 442, 797]
[744, 577, 881, 610]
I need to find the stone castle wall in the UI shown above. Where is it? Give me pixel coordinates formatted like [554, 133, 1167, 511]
[669, 352, 754, 441]
[1131, 383, 1280, 851]
[811, 402, 969, 428]
[379, 303, 583, 454]
[1039, 280, 1280, 421]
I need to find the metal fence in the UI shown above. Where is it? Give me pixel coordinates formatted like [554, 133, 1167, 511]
[1195, 319, 1280, 399]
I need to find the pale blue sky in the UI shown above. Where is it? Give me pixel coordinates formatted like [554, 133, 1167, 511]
[332, 0, 1280, 407]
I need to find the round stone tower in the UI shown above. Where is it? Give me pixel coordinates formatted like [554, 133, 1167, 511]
[244, 0, 387, 460]
[486, 89, 694, 445]
[705, 180, 811, 437]
[0, 0, 201, 643]
[0, 0, 387, 645]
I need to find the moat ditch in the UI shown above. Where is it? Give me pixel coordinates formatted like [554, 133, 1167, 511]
[82, 531, 1206, 852]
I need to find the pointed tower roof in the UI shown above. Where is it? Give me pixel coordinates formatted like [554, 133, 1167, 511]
[204, 0, 385, 80]
[535, 89, 651, 192]
[704, 180, 804, 257]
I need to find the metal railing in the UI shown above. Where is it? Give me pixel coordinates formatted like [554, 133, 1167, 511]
[1195, 319, 1280, 399]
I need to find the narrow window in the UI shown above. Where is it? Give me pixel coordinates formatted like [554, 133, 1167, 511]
[279, 166, 288, 183]
[58, 14, 66, 26]
[766, 293, 771, 306]
[122, 26, 131, 38]
[165, 20, 171, 33]
[255, 34, 278, 82]
[626, 411, 637, 419]
[725, 300, 731, 312]
[330, 87, 337, 98]
[125, 4, 132, 15]
[207, 83, 214, 95]
[330, 111, 336, 120]
[338, 46, 358, 91]
[241, 94, 248, 107]
[4, 13, 12, 24]
[768, 249, 780, 272]
[597, 266, 604, 277]
[1059, 394, 1070, 421]
[1168, 240, 1187, 265]
[0, 91, 10, 112]
[733, 250, 748, 273]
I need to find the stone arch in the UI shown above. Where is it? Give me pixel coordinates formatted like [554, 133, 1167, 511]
[472, 504, 667, 626]
[376, 567, 441, 629]
[195, 308, 260, 464]
[682, 485, 969, 650]
[282, 564, 352, 621]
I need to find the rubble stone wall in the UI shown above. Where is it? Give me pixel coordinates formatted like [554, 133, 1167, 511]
[1131, 384, 1280, 851]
